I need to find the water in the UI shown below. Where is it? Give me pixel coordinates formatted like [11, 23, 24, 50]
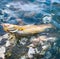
[0, 0, 60, 59]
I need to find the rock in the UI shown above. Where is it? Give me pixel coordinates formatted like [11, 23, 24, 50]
[8, 33, 16, 46]
[47, 37, 56, 42]
[3, 33, 9, 39]
[0, 46, 6, 59]
[19, 37, 28, 45]
[0, 54, 5, 59]
[30, 36, 35, 42]
[42, 45, 51, 50]
[0, 46, 6, 54]
[43, 15, 52, 24]
[40, 50, 46, 56]
[27, 46, 35, 58]
[5, 40, 11, 47]
[0, 38, 7, 45]
[38, 36, 47, 41]
[0, 36, 2, 41]
[20, 55, 26, 59]
[27, 44, 35, 48]
[45, 51, 52, 59]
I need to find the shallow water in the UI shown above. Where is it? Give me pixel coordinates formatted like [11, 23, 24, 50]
[0, 0, 60, 59]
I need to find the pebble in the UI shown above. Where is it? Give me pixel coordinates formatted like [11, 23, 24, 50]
[20, 55, 26, 59]
[19, 38, 28, 45]
[3, 33, 9, 39]
[45, 51, 52, 59]
[0, 33, 11, 59]
[0, 46, 6, 59]
[43, 15, 52, 24]
[28, 46, 35, 58]
[5, 40, 11, 47]
[0, 36, 2, 41]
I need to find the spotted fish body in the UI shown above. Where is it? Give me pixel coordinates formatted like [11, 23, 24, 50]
[2, 23, 54, 35]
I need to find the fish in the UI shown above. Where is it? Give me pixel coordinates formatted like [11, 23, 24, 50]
[2, 23, 55, 36]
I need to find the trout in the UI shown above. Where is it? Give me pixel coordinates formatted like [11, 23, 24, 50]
[2, 23, 54, 35]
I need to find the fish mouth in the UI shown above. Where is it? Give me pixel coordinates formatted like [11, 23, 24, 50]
[9, 29, 18, 33]
[9, 29, 24, 35]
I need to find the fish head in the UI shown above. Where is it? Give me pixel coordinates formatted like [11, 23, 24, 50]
[1, 23, 16, 32]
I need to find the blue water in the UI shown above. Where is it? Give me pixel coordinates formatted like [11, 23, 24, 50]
[0, 0, 60, 35]
[0, 0, 60, 59]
